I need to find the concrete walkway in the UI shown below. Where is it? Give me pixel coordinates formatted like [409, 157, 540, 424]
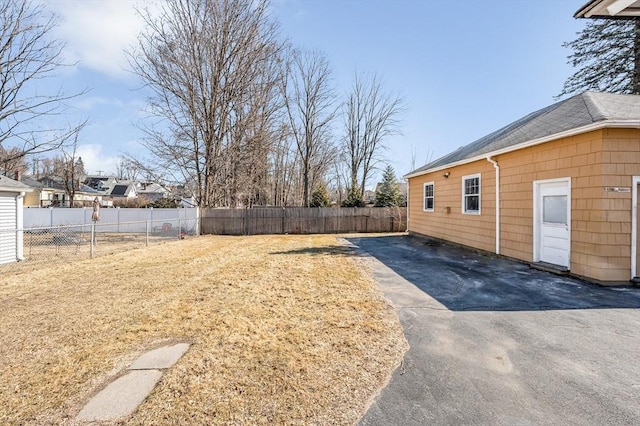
[351, 235, 640, 426]
[75, 343, 190, 423]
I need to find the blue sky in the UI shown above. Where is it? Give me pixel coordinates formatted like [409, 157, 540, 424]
[42, 0, 585, 184]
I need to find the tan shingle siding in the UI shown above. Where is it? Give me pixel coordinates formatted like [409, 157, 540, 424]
[408, 128, 640, 283]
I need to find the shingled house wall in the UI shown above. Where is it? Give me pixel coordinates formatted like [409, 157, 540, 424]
[408, 128, 640, 284]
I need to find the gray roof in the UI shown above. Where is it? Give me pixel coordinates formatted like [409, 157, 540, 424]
[406, 91, 640, 178]
[0, 175, 33, 193]
[19, 176, 45, 189]
[137, 182, 168, 195]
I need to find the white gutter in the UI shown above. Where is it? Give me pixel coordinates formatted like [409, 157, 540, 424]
[486, 157, 500, 255]
[404, 120, 640, 180]
[405, 178, 410, 232]
[633, 177, 639, 278]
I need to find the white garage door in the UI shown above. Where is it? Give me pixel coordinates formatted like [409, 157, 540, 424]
[0, 192, 17, 265]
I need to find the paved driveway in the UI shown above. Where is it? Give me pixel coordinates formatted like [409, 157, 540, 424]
[348, 235, 640, 426]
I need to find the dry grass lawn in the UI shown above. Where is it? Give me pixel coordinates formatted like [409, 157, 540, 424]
[0, 234, 407, 425]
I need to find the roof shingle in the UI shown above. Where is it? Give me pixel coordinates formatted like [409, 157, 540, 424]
[406, 91, 640, 178]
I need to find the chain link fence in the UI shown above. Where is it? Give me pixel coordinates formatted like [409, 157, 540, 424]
[1, 218, 199, 272]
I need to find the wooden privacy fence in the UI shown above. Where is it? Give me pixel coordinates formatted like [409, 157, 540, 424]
[200, 207, 407, 235]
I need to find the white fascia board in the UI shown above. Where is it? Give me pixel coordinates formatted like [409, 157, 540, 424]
[404, 120, 640, 180]
[586, 0, 615, 16]
[0, 186, 33, 193]
[582, 0, 639, 16]
[607, 0, 637, 15]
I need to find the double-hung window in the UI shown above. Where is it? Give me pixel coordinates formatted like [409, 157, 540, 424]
[462, 174, 480, 214]
[423, 182, 434, 211]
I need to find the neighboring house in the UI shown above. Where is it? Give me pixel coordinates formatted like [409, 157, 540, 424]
[405, 91, 640, 285]
[21, 176, 102, 207]
[136, 182, 170, 201]
[574, 0, 640, 18]
[85, 176, 173, 204]
[85, 175, 118, 193]
[0, 175, 32, 264]
[109, 182, 138, 199]
[170, 185, 197, 208]
[20, 176, 57, 207]
[363, 190, 376, 205]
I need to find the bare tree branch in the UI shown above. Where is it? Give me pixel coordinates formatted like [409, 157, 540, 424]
[342, 73, 403, 197]
[0, 0, 88, 168]
[128, 0, 285, 207]
[281, 48, 337, 206]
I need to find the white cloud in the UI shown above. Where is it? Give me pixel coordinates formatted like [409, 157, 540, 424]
[47, 1, 152, 79]
[72, 96, 126, 111]
[76, 144, 120, 176]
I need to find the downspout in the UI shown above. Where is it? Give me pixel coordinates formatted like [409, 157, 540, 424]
[486, 157, 500, 255]
[15, 192, 25, 261]
[405, 178, 409, 232]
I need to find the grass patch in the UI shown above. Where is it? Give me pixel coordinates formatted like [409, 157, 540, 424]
[0, 234, 407, 425]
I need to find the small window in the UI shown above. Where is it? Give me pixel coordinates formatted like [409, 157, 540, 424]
[462, 174, 481, 214]
[543, 195, 567, 224]
[423, 182, 434, 211]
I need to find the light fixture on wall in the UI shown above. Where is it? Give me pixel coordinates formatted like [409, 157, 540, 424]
[443, 172, 450, 179]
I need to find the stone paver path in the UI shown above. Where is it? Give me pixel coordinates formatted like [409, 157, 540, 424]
[75, 343, 190, 423]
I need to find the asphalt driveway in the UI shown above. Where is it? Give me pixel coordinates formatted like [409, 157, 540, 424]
[349, 235, 640, 426]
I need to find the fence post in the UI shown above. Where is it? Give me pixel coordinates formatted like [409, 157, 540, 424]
[323, 209, 327, 233]
[243, 210, 248, 236]
[281, 207, 285, 234]
[178, 219, 182, 240]
[90, 223, 95, 258]
[146, 221, 149, 247]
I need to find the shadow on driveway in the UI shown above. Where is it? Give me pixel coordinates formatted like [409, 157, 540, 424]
[346, 234, 640, 311]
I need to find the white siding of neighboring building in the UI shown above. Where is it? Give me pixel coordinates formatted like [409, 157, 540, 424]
[0, 192, 18, 265]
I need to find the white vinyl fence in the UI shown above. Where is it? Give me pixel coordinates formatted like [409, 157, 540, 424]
[24, 207, 198, 233]
[0, 208, 200, 270]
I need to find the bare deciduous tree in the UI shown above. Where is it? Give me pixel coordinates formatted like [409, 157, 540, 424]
[282, 49, 337, 206]
[268, 124, 296, 206]
[0, 146, 28, 178]
[115, 157, 143, 181]
[0, 0, 86, 169]
[128, 0, 284, 207]
[52, 123, 86, 207]
[343, 73, 403, 197]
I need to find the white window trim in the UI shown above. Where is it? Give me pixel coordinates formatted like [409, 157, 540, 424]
[423, 181, 434, 212]
[461, 173, 481, 215]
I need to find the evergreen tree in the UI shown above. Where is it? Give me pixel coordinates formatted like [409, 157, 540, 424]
[341, 187, 365, 207]
[374, 165, 402, 207]
[75, 157, 86, 178]
[560, 18, 640, 97]
[310, 183, 331, 207]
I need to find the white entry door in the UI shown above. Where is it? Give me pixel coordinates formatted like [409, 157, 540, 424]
[534, 179, 571, 268]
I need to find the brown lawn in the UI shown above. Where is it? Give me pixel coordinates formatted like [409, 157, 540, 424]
[0, 234, 407, 425]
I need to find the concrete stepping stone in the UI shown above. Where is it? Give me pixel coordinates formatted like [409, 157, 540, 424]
[75, 370, 163, 422]
[129, 343, 190, 370]
[75, 343, 190, 423]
